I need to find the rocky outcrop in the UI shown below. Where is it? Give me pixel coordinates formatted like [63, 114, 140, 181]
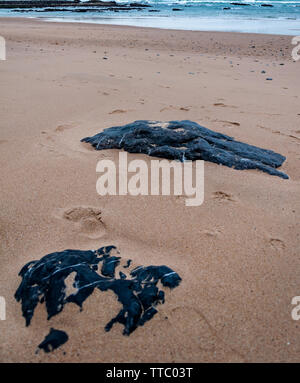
[15, 246, 181, 350]
[81, 120, 288, 179]
[230, 2, 251, 5]
[0, 1, 151, 9]
[38, 328, 69, 353]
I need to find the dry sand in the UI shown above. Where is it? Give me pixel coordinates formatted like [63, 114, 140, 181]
[0, 17, 299, 362]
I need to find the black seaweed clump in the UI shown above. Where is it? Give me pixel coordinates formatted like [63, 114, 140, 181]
[15, 246, 181, 338]
[81, 120, 288, 179]
[38, 328, 68, 353]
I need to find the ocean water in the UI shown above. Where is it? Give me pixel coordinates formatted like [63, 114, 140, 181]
[0, 0, 300, 35]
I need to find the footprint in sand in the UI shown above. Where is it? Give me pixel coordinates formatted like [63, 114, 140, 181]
[215, 120, 240, 128]
[258, 125, 300, 142]
[57, 206, 106, 239]
[160, 105, 191, 112]
[212, 191, 236, 202]
[201, 228, 223, 237]
[213, 103, 237, 109]
[160, 106, 172, 112]
[269, 238, 286, 251]
[39, 123, 94, 158]
[288, 134, 300, 142]
[55, 123, 76, 133]
[109, 109, 127, 114]
[164, 305, 244, 361]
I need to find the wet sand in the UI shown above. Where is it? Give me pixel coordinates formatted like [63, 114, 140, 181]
[0, 17, 299, 362]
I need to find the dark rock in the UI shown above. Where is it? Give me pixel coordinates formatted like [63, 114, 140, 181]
[261, 4, 274, 7]
[129, 2, 151, 7]
[0, 0, 113, 8]
[231, 2, 251, 5]
[15, 246, 181, 346]
[42, 8, 71, 11]
[38, 328, 68, 353]
[223, 7, 231, 10]
[81, 120, 288, 179]
[172, 8, 182, 11]
[0, 1, 151, 10]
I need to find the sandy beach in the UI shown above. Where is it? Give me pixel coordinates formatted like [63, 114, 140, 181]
[0, 17, 299, 362]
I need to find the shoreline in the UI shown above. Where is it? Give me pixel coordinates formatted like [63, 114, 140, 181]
[0, 11, 300, 35]
[0, 16, 296, 64]
[42, 16, 300, 36]
[0, 16, 295, 40]
[1, 16, 296, 63]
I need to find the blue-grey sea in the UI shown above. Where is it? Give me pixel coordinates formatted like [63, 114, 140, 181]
[0, 0, 300, 35]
